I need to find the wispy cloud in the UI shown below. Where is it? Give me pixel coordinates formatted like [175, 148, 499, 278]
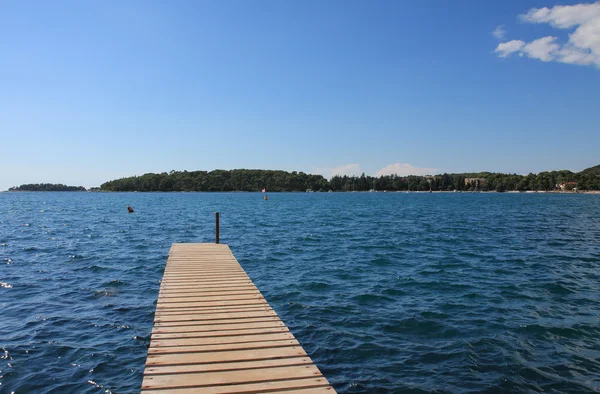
[331, 163, 362, 176]
[522, 36, 560, 61]
[314, 163, 362, 178]
[495, 40, 525, 57]
[492, 25, 506, 40]
[494, 2, 600, 67]
[375, 163, 437, 177]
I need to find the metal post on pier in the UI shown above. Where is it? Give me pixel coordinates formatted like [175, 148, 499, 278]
[215, 212, 220, 244]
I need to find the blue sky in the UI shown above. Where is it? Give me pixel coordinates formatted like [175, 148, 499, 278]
[1, 0, 599, 189]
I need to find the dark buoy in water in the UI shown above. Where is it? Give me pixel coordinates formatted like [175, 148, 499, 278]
[127, 206, 134, 213]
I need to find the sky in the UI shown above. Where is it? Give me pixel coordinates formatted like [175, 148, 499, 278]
[1, 0, 599, 190]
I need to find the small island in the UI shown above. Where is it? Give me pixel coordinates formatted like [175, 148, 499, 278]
[8, 183, 87, 192]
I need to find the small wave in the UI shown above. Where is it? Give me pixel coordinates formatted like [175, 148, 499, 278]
[517, 323, 596, 339]
[417, 269, 444, 276]
[381, 317, 448, 336]
[88, 379, 113, 393]
[371, 257, 391, 266]
[0, 282, 13, 289]
[539, 282, 576, 295]
[352, 294, 394, 304]
[84, 265, 108, 273]
[109, 323, 131, 330]
[306, 282, 330, 291]
[420, 311, 449, 319]
[418, 349, 466, 364]
[381, 288, 406, 296]
[101, 279, 125, 287]
[93, 289, 119, 297]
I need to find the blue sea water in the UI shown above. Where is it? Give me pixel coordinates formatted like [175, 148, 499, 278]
[1, 192, 600, 393]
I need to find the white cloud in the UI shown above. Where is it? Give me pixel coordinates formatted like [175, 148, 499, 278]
[375, 163, 437, 177]
[493, 25, 506, 40]
[556, 44, 596, 65]
[520, 2, 600, 28]
[495, 40, 525, 57]
[522, 36, 560, 61]
[495, 2, 600, 67]
[314, 163, 362, 178]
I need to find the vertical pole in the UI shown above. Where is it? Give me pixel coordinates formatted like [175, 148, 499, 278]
[215, 212, 220, 244]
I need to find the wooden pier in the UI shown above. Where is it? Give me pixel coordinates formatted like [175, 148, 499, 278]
[142, 243, 336, 393]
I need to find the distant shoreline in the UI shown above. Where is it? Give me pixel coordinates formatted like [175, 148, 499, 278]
[4, 190, 600, 194]
[7, 165, 600, 193]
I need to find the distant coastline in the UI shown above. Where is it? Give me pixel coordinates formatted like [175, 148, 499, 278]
[7, 165, 600, 193]
[98, 165, 600, 193]
[8, 184, 87, 192]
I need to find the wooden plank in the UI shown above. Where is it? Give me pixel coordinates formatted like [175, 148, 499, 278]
[155, 301, 269, 309]
[158, 293, 263, 301]
[166, 260, 237, 263]
[141, 379, 331, 394]
[146, 345, 308, 366]
[165, 264, 240, 268]
[162, 275, 247, 280]
[163, 272, 246, 276]
[160, 283, 258, 290]
[154, 310, 279, 323]
[147, 339, 299, 355]
[150, 332, 295, 347]
[142, 365, 322, 390]
[162, 275, 250, 283]
[161, 277, 246, 283]
[156, 300, 266, 308]
[154, 307, 273, 316]
[157, 298, 267, 306]
[159, 286, 255, 292]
[144, 357, 313, 375]
[152, 326, 290, 339]
[143, 243, 336, 393]
[152, 321, 287, 334]
[162, 272, 248, 277]
[161, 279, 250, 283]
[155, 316, 280, 327]
[158, 292, 261, 300]
[161, 279, 253, 285]
[158, 290, 259, 296]
[159, 287, 257, 293]
[160, 283, 257, 289]
[258, 389, 336, 394]
[164, 266, 244, 269]
[155, 304, 269, 312]
[166, 261, 238, 264]
[164, 268, 241, 271]
[155, 307, 272, 315]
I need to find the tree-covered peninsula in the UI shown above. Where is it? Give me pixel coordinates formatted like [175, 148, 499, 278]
[9, 183, 87, 192]
[101, 170, 329, 192]
[99, 166, 600, 192]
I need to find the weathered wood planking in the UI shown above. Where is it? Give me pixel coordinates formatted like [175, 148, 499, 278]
[142, 243, 336, 393]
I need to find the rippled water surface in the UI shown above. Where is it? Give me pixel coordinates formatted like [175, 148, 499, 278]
[1, 192, 600, 393]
